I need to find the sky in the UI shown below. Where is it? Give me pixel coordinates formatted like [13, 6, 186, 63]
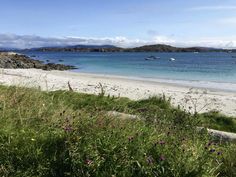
[0, 0, 236, 49]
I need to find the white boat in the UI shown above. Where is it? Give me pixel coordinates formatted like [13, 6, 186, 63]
[170, 58, 176, 61]
[145, 56, 160, 60]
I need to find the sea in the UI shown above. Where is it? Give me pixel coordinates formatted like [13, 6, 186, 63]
[21, 51, 236, 92]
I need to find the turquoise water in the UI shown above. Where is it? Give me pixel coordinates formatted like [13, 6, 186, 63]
[22, 51, 236, 86]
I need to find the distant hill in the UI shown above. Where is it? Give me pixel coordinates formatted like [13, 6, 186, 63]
[0, 47, 18, 52]
[29, 45, 123, 52]
[13, 44, 235, 52]
[125, 44, 225, 52]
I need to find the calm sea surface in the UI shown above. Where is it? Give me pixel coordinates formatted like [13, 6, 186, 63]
[21, 51, 236, 91]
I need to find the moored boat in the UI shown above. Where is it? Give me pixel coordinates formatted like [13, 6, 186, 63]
[145, 56, 160, 60]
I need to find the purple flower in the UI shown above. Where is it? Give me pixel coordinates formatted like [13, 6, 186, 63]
[64, 125, 73, 132]
[209, 149, 215, 153]
[160, 155, 165, 161]
[217, 151, 222, 155]
[85, 159, 93, 165]
[207, 142, 212, 147]
[159, 140, 165, 145]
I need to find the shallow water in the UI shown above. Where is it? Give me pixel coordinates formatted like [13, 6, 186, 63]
[22, 51, 236, 91]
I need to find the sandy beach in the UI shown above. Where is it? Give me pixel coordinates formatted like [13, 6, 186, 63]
[0, 68, 236, 116]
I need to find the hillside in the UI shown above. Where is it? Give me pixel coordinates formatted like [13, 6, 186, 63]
[32, 45, 124, 52]
[26, 44, 227, 53]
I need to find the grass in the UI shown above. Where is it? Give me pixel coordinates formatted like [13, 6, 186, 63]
[0, 85, 235, 177]
[198, 111, 236, 133]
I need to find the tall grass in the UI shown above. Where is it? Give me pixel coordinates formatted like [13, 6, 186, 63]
[0, 85, 235, 177]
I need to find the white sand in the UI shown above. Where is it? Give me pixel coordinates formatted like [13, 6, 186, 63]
[0, 68, 236, 116]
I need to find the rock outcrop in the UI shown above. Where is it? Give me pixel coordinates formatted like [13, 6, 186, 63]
[0, 52, 76, 70]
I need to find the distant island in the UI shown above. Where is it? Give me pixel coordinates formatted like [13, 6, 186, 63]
[21, 44, 236, 53]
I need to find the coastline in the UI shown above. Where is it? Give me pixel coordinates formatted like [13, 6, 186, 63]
[70, 70, 236, 93]
[0, 68, 236, 116]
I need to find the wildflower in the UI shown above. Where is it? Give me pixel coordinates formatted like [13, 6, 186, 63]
[128, 136, 134, 142]
[159, 140, 165, 145]
[209, 149, 215, 153]
[217, 151, 222, 155]
[160, 155, 165, 161]
[207, 142, 212, 147]
[31, 138, 36, 141]
[85, 159, 93, 165]
[64, 125, 73, 132]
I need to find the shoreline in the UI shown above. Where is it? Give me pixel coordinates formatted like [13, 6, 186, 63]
[0, 68, 236, 116]
[70, 70, 236, 93]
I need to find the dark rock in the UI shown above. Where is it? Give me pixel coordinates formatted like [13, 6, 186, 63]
[0, 52, 77, 71]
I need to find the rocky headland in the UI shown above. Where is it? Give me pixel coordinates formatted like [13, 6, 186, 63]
[0, 52, 76, 70]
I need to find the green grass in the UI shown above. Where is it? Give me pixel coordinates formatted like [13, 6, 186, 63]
[50, 90, 236, 133]
[0, 85, 235, 177]
[198, 111, 236, 133]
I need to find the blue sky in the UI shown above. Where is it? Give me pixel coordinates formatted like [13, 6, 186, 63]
[0, 0, 236, 48]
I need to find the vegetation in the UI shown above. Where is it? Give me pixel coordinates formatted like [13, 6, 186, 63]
[32, 44, 228, 53]
[0, 85, 235, 177]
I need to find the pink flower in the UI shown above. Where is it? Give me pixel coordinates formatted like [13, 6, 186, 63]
[159, 140, 165, 145]
[160, 155, 165, 161]
[85, 159, 93, 165]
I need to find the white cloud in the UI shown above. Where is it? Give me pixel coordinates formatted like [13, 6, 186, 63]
[0, 34, 139, 49]
[153, 36, 176, 44]
[0, 33, 236, 49]
[190, 5, 236, 11]
[175, 38, 236, 49]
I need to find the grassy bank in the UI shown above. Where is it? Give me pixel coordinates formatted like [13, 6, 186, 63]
[0, 85, 235, 177]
